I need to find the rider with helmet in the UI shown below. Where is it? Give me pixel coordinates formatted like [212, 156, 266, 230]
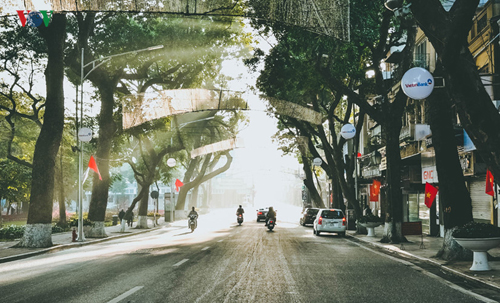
[265, 206, 276, 226]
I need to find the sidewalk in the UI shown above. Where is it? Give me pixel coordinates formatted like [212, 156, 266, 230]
[0, 217, 186, 263]
[346, 225, 500, 292]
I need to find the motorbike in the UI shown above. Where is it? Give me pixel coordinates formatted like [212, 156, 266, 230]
[237, 214, 244, 225]
[267, 218, 275, 231]
[188, 214, 197, 232]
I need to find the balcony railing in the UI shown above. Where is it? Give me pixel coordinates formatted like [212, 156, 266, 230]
[399, 124, 415, 141]
[400, 141, 419, 159]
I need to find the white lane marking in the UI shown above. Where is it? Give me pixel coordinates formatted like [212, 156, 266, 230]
[202, 247, 210, 251]
[348, 240, 496, 303]
[173, 259, 189, 267]
[217, 240, 224, 242]
[107, 286, 143, 303]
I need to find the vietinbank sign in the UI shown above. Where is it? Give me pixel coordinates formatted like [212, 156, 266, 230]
[401, 67, 434, 100]
[16, 10, 53, 27]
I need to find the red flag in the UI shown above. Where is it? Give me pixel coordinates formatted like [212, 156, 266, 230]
[486, 169, 494, 196]
[372, 180, 381, 196]
[88, 155, 102, 180]
[424, 182, 438, 208]
[82, 155, 101, 184]
[175, 179, 184, 192]
[369, 185, 378, 201]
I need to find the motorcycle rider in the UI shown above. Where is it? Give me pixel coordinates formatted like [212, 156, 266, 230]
[188, 207, 198, 228]
[236, 205, 245, 216]
[265, 206, 276, 226]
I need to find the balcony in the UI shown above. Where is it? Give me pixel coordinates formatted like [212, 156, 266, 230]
[362, 165, 381, 178]
[400, 141, 419, 159]
[399, 124, 415, 141]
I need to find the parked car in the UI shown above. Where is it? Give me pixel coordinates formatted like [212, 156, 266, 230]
[313, 208, 346, 236]
[256, 208, 268, 222]
[300, 208, 319, 226]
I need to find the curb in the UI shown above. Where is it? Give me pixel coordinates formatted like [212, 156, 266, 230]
[347, 235, 500, 292]
[0, 223, 183, 264]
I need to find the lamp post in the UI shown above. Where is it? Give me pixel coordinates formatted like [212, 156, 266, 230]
[340, 123, 358, 230]
[76, 45, 164, 242]
[340, 123, 358, 200]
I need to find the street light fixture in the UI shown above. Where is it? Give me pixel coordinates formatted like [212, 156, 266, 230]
[76, 45, 164, 242]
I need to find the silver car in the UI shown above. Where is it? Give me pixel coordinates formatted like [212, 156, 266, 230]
[313, 209, 347, 236]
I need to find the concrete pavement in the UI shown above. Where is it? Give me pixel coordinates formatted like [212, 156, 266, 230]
[346, 225, 500, 294]
[1, 218, 500, 295]
[0, 217, 187, 263]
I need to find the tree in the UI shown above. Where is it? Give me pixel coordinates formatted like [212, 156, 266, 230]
[248, 0, 420, 243]
[65, 12, 246, 236]
[122, 120, 184, 229]
[174, 111, 243, 211]
[408, 0, 500, 181]
[17, 14, 67, 247]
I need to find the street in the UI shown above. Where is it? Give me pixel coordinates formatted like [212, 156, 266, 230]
[0, 208, 493, 303]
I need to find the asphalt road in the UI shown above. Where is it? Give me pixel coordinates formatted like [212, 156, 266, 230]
[0, 208, 493, 303]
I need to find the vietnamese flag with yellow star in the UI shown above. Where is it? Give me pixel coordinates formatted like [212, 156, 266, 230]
[424, 182, 438, 208]
[485, 169, 494, 196]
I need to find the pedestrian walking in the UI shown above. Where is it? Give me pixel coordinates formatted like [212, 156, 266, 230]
[127, 211, 134, 227]
[118, 209, 125, 224]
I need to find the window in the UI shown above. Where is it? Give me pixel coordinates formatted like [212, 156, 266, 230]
[414, 41, 427, 69]
[307, 209, 319, 215]
[321, 210, 344, 219]
[477, 14, 487, 34]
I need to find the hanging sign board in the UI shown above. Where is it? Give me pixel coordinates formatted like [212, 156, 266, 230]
[167, 158, 176, 167]
[401, 67, 434, 100]
[340, 123, 356, 139]
[78, 128, 92, 142]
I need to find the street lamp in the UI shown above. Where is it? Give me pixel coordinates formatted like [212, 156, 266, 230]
[76, 45, 164, 242]
[166, 158, 176, 224]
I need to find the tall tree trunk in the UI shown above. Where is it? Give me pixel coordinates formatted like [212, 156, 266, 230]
[137, 184, 151, 228]
[87, 82, 116, 237]
[381, 106, 405, 243]
[331, 177, 343, 210]
[300, 154, 324, 208]
[379, 20, 417, 244]
[428, 64, 473, 260]
[58, 148, 67, 226]
[177, 152, 233, 210]
[18, 14, 66, 248]
[176, 157, 201, 211]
